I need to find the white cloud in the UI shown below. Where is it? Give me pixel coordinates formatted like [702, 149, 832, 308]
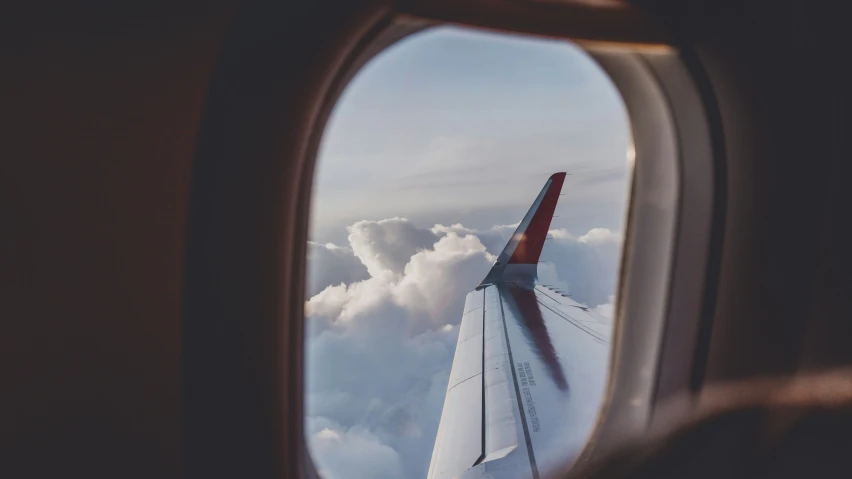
[307, 417, 407, 479]
[394, 233, 496, 321]
[430, 221, 518, 237]
[430, 223, 476, 236]
[549, 228, 577, 240]
[305, 278, 394, 324]
[307, 228, 494, 329]
[549, 227, 621, 245]
[305, 217, 621, 478]
[577, 227, 621, 245]
[316, 427, 342, 441]
[307, 241, 370, 297]
[542, 227, 622, 308]
[591, 294, 616, 322]
[347, 218, 439, 280]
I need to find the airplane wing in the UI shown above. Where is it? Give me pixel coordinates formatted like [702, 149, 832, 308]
[427, 173, 612, 479]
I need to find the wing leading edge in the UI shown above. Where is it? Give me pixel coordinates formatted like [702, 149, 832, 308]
[428, 173, 612, 479]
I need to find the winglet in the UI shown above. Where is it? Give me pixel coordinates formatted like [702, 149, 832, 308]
[478, 173, 565, 287]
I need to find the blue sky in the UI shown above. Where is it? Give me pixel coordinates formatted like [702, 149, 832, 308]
[311, 26, 631, 244]
[305, 26, 631, 479]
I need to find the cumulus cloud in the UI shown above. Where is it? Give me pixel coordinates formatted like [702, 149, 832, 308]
[430, 222, 519, 256]
[305, 217, 621, 478]
[591, 294, 616, 322]
[543, 227, 622, 308]
[307, 417, 407, 479]
[307, 242, 370, 298]
[577, 227, 621, 245]
[394, 233, 496, 321]
[347, 218, 439, 280]
[307, 220, 495, 328]
[306, 218, 494, 478]
[428, 223, 622, 309]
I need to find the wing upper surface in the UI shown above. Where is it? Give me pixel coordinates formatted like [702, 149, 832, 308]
[428, 283, 612, 479]
[429, 174, 613, 478]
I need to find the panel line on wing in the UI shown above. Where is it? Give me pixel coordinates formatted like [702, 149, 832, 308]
[533, 287, 588, 311]
[498, 287, 540, 479]
[534, 286, 584, 309]
[534, 286, 609, 324]
[532, 286, 568, 305]
[472, 287, 487, 467]
[447, 372, 483, 391]
[455, 336, 480, 347]
[534, 299, 608, 344]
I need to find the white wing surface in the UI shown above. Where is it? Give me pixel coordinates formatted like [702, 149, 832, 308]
[428, 174, 612, 479]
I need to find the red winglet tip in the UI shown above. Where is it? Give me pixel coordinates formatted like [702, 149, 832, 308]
[507, 173, 566, 265]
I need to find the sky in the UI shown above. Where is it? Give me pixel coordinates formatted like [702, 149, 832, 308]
[304, 26, 632, 479]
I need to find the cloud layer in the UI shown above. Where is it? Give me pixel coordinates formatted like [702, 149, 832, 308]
[305, 217, 620, 479]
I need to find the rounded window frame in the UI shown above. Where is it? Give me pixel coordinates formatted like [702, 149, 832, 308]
[296, 18, 724, 476]
[181, 3, 725, 477]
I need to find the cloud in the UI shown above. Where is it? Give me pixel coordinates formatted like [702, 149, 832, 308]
[394, 233, 496, 321]
[430, 222, 519, 256]
[306, 219, 493, 477]
[306, 321, 458, 478]
[307, 417, 407, 479]
[577, 227, 621, 245]
[430, 223, 622, 309]
[540, 227, 622, 308]
[305, 217, 621, 478]
[307, 242, 370, 298]
[347, 218, 439, 280]
[307, 220, 495, 328]
[591, 294, 616, 322]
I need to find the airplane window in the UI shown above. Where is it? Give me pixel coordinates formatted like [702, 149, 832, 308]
[305, 25, 631, 479]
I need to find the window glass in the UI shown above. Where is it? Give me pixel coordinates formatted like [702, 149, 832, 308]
[305, 25, 631, 479]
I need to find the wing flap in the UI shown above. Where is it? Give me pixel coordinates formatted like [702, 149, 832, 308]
[428, 290, 485, 478]
[483, 286, 520, 459]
